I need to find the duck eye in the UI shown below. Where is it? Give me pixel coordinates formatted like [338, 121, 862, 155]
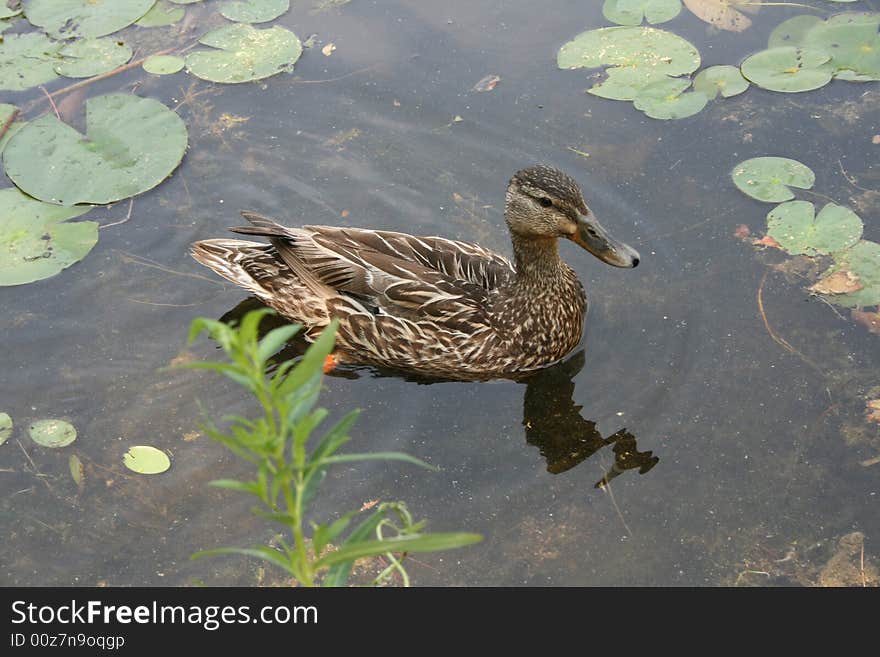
[538, 197, 553, 208]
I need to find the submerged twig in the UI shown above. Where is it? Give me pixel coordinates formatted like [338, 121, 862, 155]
[757, 271, 822, 373]
[598, 469, 633, 538]
[287, 63, 381, 86]
[100, 198, 134, 229]
[0, 106, 19, 142]
[838, 158, 876, 194]
[116, 250, 225, 286]
[16, 439, 53, 493]
[39, 85, 60, 119]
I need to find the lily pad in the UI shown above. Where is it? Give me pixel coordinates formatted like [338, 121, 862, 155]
[54, 38, 133, 78]
[768, 15, 823, 48]
[0, 412, 11, 445]
[123, 445, 171, 474]
[732, 157, 815, 202]
[29, 419, 77, 448]
[22, 0, 154, 38]
[802, 15, 880, 80]
[220, 0, 290, 24]
[0, 103, 25, 154]
[3, 94, 187, 206]
[0, 188, 97, 286]
[683, 0, 755, 33]
[602, 0, 682, 26]
[136, 0, 185, 27]
[823, 240, 880, 308]
[633, 78, 708, 120]
[0, 32, 62, 91]
[766, 201, 863, 256]
[69, 454, 84, 487]
[740, 46, 834, 93]
[186, 23, 302, 84]
[693, 65, 749, 98]
[0, 3, 21, 19]
[589, 65, 671, 100]
[143, 54, 185, 75]
[558, 26, 700, 77]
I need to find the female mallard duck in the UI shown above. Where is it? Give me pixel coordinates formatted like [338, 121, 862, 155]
[191, 165, 639, 380]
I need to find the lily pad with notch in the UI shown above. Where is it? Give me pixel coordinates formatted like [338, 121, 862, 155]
[602, 0, 682, 26]
[220, 0, 290, 24]
[731, 157, 815, 202]
[558, 26, 700, 76]
[143, 54, 185, 75]
[802, 13, 880, 81]
[589, 65, 671, 100]
[29, 419, 77, 448]
[693, 65, 749, 98]
[22, 0, 154, 39]
[766, 201, 863, 256]
[740, 46, 834, 93]
[0, 32, 62, 91]
[820, 240, 880, 308]
[54, 38, 133, 79]
[633, 77, 708, 119]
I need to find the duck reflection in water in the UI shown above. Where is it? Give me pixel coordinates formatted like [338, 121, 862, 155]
[219, 299, 659, 484]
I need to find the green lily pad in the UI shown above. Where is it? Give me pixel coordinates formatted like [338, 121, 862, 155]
[22, 0, 154, 38]
[0, 412, 11, 445]
[633, 77, 708, 120]
[29, 419, 77, 448]
[0, 32, 62, 91]
[186, 23, 302, 84]
[0, 103, 25, 154]
[602, 0, 682, 26]
[54, 38, 133, 78]
[123, 445, 171, 474]
[0, 188, 97, 286]
[143, 54, 185, 74]
[589, 65, 671, 100]
[220, 0, 290, 24]
[3, 94, 187, 206]
[768, 15, 824, 48]
[823, 240, 880, 308]
[136, 0, 185, 27]
[693, 65, 749, 98]
[766, 201, 863, 256]
[558, 26, 700, 76]
[0, 3, 21, 19]
[741, 46, 834, 93]
[732, 156, 815, 202]
[802, 14, 880, 80]
[69, 454, 84, 487]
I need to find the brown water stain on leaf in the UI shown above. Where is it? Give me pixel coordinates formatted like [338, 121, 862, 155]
[852, 309, 880, 334]
[809, 270, 862, 295]
[683, 0, 755, 32]
[473, 74, 500, 92]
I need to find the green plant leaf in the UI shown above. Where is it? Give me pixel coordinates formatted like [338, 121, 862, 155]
[0, 188, 97, 286]
[276, 320, 338, 398]
[768, 15, 824, 48]
[693, 65, 749, 98]
[185, 23, 302, 84]
[29, 419, 77, 448]
[0, 32, 62, 91]
[557, 26, 700, 76]
[208, 478, 265, 498]
[136, 0, 185, 27]
[740, 46, 834, 93]
[0, 412, 12, 445]
[257, 324, 302, 364]
[731, 156, 815, 202]
[311, 452, 438, 470]
[602, 0, 682, 26]
[3, 94, 187, 206]
[322, 507, 389, 586]
[766, 201, 863, 256]
[802, 14, 880, 81]
[23, 0, 154, 38]
[192, 546, 296, 576]
[588, 65, 671, 100]
[312, 512, 356, 556]
[54, 38, 132, 78]
[315, 533, 483, 569]
[220, 0, 290, 24]
[633, 77, 708, 120]
[123, 445, 171, 474]
[819, 240, 880, 308]
[143, 54, 185, 75]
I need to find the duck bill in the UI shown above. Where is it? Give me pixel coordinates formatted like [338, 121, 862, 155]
[569, 214, 640, 268]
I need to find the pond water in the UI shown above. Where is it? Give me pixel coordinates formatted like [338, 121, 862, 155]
[2, 0, 879, 586]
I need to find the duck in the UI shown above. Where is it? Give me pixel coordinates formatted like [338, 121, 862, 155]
[190, 165, 640, 380]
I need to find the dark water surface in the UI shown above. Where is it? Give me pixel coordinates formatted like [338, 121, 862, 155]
[2, 0, 879, 586]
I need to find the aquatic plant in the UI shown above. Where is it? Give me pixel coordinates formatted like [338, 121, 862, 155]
[182, 309, 481, 586]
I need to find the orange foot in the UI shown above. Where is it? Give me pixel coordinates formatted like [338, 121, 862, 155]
[323, 353, 340, 374]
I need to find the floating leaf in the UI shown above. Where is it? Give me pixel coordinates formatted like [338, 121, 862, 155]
[557, 26, 700, 76]
[54, 38, 132, 78]
[0, 188, 97, 286]
[809, 269, 862, 295]
[136, 0, 185, 27]
[822, 240, 880, 308]
[22, 0, 154, 38]
[766, 201, 862, 256]
[123, 445, 171, 474]
[143, 54, 185, 75]
[0, 412, 11, 445]
[69, 454, 84, 488]
[0, 32, 62, 91]
[693, 65, 748, 98]
[633, 77, 708, 119]
[802, 14, 880, 81]
[602, 0, 682, 26]
[0, 103, 25, 154]
[3, 94, 187, 206]
[589, 65, 670, 100]
[731, 156, 815, 202]
[29, 419, 77, 448]
[683, 0, 754, 33]
[740, 47, 833, 93]
[0, 3, 21, 19]
[768, 15, 823, 48]
[185, 23, 302, 84]
[219, 0, 289, 24]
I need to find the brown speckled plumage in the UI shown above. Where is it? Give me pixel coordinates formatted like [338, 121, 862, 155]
[191, 165, 639, 380]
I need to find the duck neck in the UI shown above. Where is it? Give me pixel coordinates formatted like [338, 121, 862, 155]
[510, 234, 565, 289]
